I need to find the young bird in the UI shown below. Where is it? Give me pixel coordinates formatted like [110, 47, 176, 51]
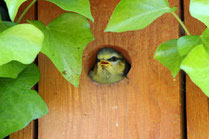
[89, 47, 130, 84]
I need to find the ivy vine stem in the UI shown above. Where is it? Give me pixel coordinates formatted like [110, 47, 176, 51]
[171, 12, 191, 35]
[16, 0, 37, 23]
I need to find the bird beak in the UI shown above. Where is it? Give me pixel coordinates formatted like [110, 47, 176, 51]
[99, 60, 111, 68]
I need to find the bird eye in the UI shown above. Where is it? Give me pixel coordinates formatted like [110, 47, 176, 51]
[108, 56, 118, 62]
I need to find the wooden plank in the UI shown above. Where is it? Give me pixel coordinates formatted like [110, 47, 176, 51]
[9, 1, 37, 139]
[9, 122, 36, 139]
[38, 0, 183, 138]
[14, 0, 36, 23]
[184, 0, 209, 139]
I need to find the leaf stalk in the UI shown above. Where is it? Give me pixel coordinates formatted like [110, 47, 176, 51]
[16, 0, 37, 23]
[171, 12, 191, 35]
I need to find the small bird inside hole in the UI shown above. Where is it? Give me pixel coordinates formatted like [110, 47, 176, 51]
[88, 47, 131, 84]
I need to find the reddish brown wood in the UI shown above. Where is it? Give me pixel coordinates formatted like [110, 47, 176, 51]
[9, 1, 36, 139]
[14, 0, 36, 23]
[9, 122, 36, 139]
[184, 0, 209, 139]
[38, 0, 183, 138]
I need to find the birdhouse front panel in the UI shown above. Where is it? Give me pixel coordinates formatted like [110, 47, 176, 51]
[9, 0, 209, 138]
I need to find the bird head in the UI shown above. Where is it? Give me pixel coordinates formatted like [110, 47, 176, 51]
[96, 48, 123, 70]
[89, 47, 130, 84]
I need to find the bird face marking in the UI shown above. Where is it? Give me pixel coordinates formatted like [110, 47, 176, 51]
[108, 56, 118, 62]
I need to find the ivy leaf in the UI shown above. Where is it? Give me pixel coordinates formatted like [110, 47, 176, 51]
[190, 0, 209, 28]
[28, 13, 94, 87]
[181, 45, 209, 97]
[0, 21, 28, 79]
[105, 0, 176, 32]
[0, 21, 16, 32]
[0, 61, 27, 78]
[154, 39, 183, 77]
[46, 0, 94, 21]
[201, 28, 209, 49]
[177, 35, 201, 56]
[4, 0, 26, 21]
[0, 64, 48, 139]
[0, 23, 44, 66]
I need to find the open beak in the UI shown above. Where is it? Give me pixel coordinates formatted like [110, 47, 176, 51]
[99, 60, 111, 68]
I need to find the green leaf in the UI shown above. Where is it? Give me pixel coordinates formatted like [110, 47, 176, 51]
[4, 0, 26, 21]
[190, 0, 209, 28]
[46, 0, 94, 21]
[181, 45, 209, 97]
[177, 35, 201, 56]
[0, 23, 44, 66]
[0, 61, 27, 78]
[105, 0, 176, 32]
[28, 13, 94, 87]
[0, 64, 48, 139]
[0, 21, 16, 32]
[201, 28, 209, 49]
[0, 22, 28, 79]
[154, 39, 183, 77]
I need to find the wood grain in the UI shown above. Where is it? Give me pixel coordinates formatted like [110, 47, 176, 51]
[14, 0, 36, 23]
[9, 1, 37, 139]
[38, 0, 183, 138]
[184, 0, 209, 139]
[9, 122, 36, 139]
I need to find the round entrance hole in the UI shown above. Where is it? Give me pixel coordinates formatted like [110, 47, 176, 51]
[83, 45, 131, 84]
